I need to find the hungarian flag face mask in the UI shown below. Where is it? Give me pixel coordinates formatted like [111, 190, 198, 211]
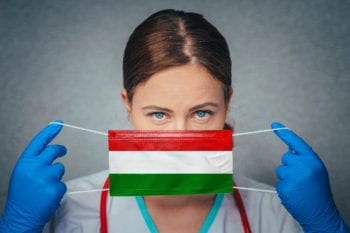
[108, 130, 233, 196]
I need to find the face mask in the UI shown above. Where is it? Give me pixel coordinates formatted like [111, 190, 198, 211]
[108, 130, 233, 196]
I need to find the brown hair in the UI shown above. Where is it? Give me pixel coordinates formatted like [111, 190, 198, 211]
[122, 9, 232, 103]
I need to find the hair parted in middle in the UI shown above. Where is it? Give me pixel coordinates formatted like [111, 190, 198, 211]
[122, 9, 232, 102]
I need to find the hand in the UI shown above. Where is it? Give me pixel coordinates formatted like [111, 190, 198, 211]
[0, 120, 67, 233]
[271, 122, 349, 233]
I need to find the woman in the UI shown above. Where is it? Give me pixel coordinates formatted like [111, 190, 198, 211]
[0, 9, 348, 233]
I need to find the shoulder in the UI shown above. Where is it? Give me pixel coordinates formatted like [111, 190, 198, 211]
[44, 170, 148, 233]
[44, 170, 110, 233]
[65, 169, 109, 191]
[232, 174, 303, 233]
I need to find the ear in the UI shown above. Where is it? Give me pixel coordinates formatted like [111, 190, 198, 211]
[226, 87, 233, 107]
[228, 87, 233, 100]
[121, 88, 131, 112]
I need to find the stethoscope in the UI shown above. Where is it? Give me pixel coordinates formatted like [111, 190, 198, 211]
[99, 177, 252, 233]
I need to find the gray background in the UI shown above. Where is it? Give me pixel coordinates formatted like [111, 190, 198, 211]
[1, 0, 349, 224]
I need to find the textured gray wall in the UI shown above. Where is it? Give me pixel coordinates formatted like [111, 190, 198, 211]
[1, 0, 349, 224]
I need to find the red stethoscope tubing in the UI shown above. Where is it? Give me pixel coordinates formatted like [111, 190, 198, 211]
[100, 177, 110, 233]
[99, 177, 251, 233]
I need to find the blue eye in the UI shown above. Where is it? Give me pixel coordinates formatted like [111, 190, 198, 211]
[195, 110, 210, 119]
[152, 112, 165, 120]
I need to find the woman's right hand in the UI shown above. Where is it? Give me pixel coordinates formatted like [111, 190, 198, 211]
[272, 122, 349, 233]
[0, 120, 67, 233]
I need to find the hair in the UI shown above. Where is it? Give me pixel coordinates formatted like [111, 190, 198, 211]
[122, 9, 233, 129]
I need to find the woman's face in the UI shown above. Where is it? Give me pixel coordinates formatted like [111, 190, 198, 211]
[122, 63, 232, 130]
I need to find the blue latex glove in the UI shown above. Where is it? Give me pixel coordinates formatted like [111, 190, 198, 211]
[0, 120, 67, 233]
[272, 122, 349, 233]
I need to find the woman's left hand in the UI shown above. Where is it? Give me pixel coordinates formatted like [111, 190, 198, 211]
[0, 121, 67, 233]
[271, 122, 349, 233]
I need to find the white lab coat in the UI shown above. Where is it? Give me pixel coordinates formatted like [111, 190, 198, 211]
[43, 170, 303, 233]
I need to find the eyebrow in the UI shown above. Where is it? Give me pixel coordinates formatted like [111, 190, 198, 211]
[189, 102, 219, 112]
[142, 105, 174, 113]
[141, 102, 219, 112]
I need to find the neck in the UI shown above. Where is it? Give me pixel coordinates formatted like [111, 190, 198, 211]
[143, 194, 216, 209]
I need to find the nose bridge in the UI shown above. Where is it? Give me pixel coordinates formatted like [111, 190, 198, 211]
[173, 117, 188, 130]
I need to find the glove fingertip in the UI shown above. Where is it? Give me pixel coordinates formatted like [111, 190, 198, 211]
[49, 120, 64, 131]
[271, 122, 285, 129]
[56, 145, 67, 156]
[22, 121, 64, 157]
[46, 120, 65, 137]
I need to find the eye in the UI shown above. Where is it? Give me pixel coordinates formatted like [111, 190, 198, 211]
[151, 112, 166, 120]
[193, 110, 212, 119]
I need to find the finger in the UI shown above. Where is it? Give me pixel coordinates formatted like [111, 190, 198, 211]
[40, 145, 67, 164]
[276, 165, 289, 180]
[276, 180, 288, 201]
[56, 181, 67, 200]
[271, 122, 313, 155]
[43, 180, 67, 221]
[281, 152, 302, 166]
[22, 120, 64, 157]
[47, 162, 65, 180]
[48, 181, 67, 206]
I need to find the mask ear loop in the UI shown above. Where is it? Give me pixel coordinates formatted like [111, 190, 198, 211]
[49, 121, 287, 196]
[49, 121, 287, 233]
[49, 121, 288, 137]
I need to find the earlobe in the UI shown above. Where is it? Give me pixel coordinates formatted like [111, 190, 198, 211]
[121, 89, 131, 112]
[228, 87, 233, 100]
[226, 87, 233, 106]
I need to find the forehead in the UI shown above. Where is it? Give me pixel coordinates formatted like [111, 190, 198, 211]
[131, 63, 225, 107]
